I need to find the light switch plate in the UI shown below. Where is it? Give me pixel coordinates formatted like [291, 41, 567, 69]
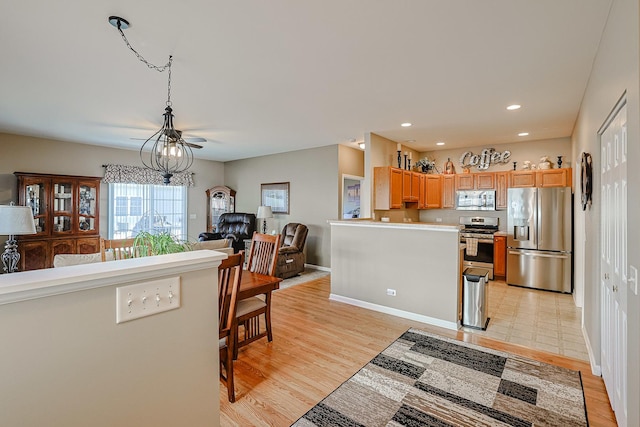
[116, 277, 181, 324]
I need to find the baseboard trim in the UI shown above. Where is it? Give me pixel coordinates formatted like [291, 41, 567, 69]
[304, 263, 331, 272]
[582, 324, 601, 376]
[328, 293, 458, 331]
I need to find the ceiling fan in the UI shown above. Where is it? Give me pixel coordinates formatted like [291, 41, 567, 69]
[130, 129, 206, 149]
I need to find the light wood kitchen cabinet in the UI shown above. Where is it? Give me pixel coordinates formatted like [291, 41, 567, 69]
[15, 172, 101, 270]
[442, 175, 455, 208]
[402, 171, 420, 202]
[493, 234, 507, 278]
[418, 174, 426, 209]
[475, 172, 495, 189]
[495, 172, 508, 209]
[424, 175, 442, 208]
[537, 168, 572, 188]
[510, 168, 572, 188]
[509, 170, 537, 187]
[456, 172, 494, 190]
[374, 167, 403, 209]
[455, 173, 475, 190]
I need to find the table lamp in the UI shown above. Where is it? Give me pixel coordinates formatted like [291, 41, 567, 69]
[0, 203, 37, 273]
[256, 205, 273, 234]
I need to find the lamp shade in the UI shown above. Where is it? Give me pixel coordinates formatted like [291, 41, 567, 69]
[256, 205, 273, 219]
[0, 205, 37, 235]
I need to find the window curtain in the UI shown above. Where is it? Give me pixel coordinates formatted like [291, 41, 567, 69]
[102, 164, 194, 187]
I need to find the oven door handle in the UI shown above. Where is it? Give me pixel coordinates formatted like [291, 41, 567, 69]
[463, 238, 494, 244]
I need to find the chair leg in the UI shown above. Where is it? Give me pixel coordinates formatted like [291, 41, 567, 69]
[226, 343, 235, 402]
[265, 293, 273, 342]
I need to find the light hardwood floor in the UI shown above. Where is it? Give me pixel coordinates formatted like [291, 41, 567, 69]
[220, 275, 616, 427]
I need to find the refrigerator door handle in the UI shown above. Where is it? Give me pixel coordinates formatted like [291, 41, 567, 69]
[509, 250, 570, 259]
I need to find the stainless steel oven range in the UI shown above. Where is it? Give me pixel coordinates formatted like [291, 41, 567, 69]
[459, 216, 499, 280]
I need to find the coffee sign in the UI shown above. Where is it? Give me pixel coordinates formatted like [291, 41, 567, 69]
[460, 148, 511, 170]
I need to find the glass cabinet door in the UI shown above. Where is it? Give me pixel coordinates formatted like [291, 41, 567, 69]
[206, 186, 236, 233]
[52, 180, 73, 233]
[24, 178, 48, 235]
[77, 182, 98, 233]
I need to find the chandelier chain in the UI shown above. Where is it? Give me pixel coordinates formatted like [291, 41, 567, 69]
[114, 23, 173, 105]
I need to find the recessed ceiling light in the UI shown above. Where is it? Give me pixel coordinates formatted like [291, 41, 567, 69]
[358, 142, 365, 149]
[436, 142, 445, 146]
[518, 132, 529, 136]
[401, 122, 412, 127]
[507, 104, 521, 110]
[405, 139, 415, 143]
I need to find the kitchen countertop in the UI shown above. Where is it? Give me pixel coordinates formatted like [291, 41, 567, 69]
[328, 219, 462, 232]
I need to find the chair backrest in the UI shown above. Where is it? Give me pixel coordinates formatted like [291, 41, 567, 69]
[218, 251, 244, 334]
[247, 232, 281, 276]
[280, 223, 308, 251]
[100, 238, 151, 261]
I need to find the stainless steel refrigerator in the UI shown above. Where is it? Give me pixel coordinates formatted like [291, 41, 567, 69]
[506, 187, 572, 293]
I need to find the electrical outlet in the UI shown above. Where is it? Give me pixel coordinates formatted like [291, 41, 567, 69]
[116, 277, 181, 324]
[386, 288, 397, 296]
[435, 217, 443, 222]
[630, 265, 638, 295]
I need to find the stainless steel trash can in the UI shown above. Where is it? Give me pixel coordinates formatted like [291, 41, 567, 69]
[462, 268, 490, 330]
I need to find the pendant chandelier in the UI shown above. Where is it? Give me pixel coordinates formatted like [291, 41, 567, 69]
[109, 16, 194, 185]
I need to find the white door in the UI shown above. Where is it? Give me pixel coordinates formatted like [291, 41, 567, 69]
[600, 100, 627, 427]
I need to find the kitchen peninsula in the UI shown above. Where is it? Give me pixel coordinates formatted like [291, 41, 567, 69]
[329, 219, 462, 330]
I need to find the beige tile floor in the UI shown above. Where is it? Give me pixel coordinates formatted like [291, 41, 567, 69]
[462, 279, 590, 361]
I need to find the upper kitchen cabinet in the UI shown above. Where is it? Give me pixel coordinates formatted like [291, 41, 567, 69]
[475, 172, 495, 189]
[424, 175, 442, 208]
[419, 174, 442, 209]
[509, 170, 537, 187]
[537, 168, 572, 188]
[455, 173, 475, 190]
[495, 172, 508, 209]
[402, 171, 420, 203]
[510, 168, 572, 188]
[374, 167, 403, 209]
[456, 172, 495, 190]
[442, 175, 455, 208]
[15, 172, 101, 270]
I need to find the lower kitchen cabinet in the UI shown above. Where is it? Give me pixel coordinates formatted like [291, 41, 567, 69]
[493, 234, 507, 278]
[19, 236, 101, 270]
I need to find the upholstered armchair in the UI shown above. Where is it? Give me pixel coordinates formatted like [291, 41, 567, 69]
[199, 213, 256, 253]
[275, 223, 308, 279]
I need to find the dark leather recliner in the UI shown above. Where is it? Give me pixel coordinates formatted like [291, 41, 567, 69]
[199, 213, 256, 253]
[275, 223, 308, 279]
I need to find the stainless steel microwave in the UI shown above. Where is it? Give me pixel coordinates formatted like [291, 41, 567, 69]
[455, 190, 496, 210]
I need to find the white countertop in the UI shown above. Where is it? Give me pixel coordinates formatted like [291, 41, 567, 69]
[328, 219, 462, 232]
[0, 250, 227, 305]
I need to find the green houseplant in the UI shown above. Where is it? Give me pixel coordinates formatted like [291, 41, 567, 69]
[133, 231, 188, 256]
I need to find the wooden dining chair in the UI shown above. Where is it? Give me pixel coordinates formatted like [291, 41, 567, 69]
[218, 251, 244, 403]
[100, 238, 150, 261]
[234, 232, 281, 357]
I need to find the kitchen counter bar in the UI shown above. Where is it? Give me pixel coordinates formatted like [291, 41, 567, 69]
[329, 219, 462, 330]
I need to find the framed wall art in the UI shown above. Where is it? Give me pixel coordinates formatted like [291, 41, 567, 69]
[261, 182, 290, 214]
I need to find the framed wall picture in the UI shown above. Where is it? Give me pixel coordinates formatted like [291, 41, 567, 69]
[261, 182, 290, 214]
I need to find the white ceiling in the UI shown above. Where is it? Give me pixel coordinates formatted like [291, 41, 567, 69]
[1, 1, 611, 162]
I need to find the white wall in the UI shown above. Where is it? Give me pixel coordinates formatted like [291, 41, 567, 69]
[0, 254, 221, 426]
[223, 145, 339, 267]
[0, 132, 225, 244]
[571, 0, 639, 425]
[423, 137, 572, 174]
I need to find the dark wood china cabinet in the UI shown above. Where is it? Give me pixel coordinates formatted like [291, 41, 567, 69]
[15, 172, 101, 271]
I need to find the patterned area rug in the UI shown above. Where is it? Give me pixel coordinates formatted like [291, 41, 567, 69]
[292, 328, 588, 427]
